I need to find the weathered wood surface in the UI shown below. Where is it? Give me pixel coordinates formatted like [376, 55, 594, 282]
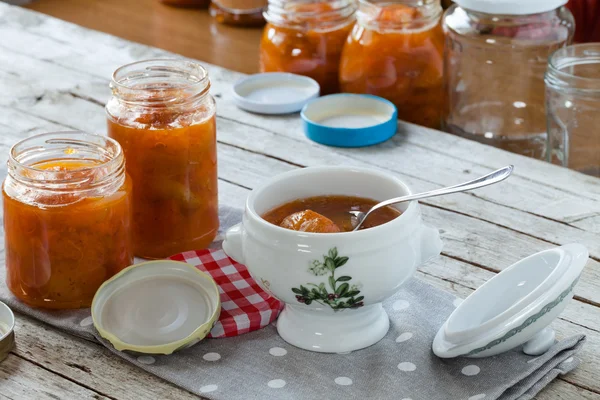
[0, 2, 599, 399]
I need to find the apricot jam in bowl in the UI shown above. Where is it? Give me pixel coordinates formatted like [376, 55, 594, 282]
[223, 166, 442, 352]
[3, 132, 133, 309]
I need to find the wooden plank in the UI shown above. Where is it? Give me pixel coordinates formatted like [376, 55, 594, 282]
[0, 353, 110, 400]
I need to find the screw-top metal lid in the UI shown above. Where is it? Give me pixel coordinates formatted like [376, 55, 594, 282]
[454, 0, 568, 15]
[0, 301, 15, 363]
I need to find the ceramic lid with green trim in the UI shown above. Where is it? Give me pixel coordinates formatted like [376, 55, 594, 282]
[433, 244, 588, 359]
[92, 260, 221, 355]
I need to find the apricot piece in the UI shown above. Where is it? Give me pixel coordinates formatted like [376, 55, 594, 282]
[280, 210, 341, 233]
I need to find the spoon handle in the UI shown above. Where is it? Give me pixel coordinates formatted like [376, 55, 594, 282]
[361, 165, 513, 225]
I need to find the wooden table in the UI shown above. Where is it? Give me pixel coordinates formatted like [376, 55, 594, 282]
[24, 0, 263, 74]
[1, 3, 599, 399]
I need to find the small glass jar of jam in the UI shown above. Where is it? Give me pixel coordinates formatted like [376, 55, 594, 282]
[339, 0, 445, 129]
[210, 0, 267, 27]
[260, 0, 358, 95]
[106, 59, 219, 259]
[3, 132, 133, 309]
[161, 0, 210, 7]
[443, 1, 574, 158]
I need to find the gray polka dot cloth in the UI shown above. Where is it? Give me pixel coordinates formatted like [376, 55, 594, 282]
[0, 206, 586, 400]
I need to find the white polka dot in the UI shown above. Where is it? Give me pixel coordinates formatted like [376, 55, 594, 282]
[564, 357, 574, 363]
[401, 398, 413, 400]
[397, 362, 416, 372]
[468, 394, 486, 400]
[393, 300, 410, 311]
[79, 316, 93, 327]
[268, 379, 286, 388]
[137, 356, 155, 365]
[334, 377, 353, 386]
[462, 365, 481, 376]
[203, 352, 221, 361]
[269, 347, 287, 356]
[337, 351, 352, 355]
[395, 332, 413, 343]
[453, 298, 464, 307]
[200, 384, 218, 393]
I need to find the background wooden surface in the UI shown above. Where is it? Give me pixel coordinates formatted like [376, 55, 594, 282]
[25, 0, 263, 74]
[1, 2, 600, 399]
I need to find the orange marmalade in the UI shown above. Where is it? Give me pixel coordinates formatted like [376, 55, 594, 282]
[106, 60, 218, 259]
[3, 133, 133, 309]
[260, 0, 357, 95]
[339, 1, 445, 129]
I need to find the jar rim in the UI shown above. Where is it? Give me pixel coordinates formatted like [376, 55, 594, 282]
[356, 0, 442, 31]
[8, 131, 125, 193]
[547, 43, 600, 85]
[110, 58, 211, 107]
[264, 0, 357, 29]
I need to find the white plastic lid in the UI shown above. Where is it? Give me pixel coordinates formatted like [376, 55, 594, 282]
[233, 72, 320, 115]
[454, 0, 568, 15]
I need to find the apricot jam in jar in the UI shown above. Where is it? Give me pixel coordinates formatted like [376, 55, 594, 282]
[3, 132, 133, 309]
[260, 0, 358, 95]
[210, 0, 267, 27]
[106, 59, 218, 259]
[339, 0, 445, 129]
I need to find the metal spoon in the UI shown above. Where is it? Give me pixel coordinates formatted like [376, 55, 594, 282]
[350, 165, 514, 231]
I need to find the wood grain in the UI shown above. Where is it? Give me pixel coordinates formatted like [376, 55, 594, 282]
[24, 0, 263, 74]
[1, 3, 600, 399]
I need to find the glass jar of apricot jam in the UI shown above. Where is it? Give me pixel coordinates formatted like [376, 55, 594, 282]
[260, 0, 358, 95]
[3, 132, 133, 309]
[339, 0, 445, 129]
[210, 0, 267, 27]
[106, 59, 218, 259]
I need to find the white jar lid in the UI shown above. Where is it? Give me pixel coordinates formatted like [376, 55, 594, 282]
[454, 0, 568, 15]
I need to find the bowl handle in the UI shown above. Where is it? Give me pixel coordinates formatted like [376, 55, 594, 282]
[419, 225, 443, 264]
[222, 223, 245, 264]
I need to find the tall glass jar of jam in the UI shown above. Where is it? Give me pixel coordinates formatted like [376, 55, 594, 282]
[443, 0, 574, 159]
[3, 132, 133, 309]
[260, 0, 358, 95]
[339, 0, 445, 129]
[106, 59, 219, 259]
[210, 0, 267, 27]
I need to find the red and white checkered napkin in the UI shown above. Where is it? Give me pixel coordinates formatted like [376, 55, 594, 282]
[169, 248, 284, 338]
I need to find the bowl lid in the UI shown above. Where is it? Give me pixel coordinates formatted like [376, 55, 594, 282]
[233, 72, 320, 115]
[0, 301, 15, 363]
[92, 260, 221, 355]
[433, 244, 588, 358]
[301, 94, 398, 147]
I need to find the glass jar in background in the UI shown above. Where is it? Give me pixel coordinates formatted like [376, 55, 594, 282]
[106, 59, 219, 259]
[546, 43, 600, 176]
[339, 0, 445, 129]
[261, 0, 357, 95]
[161, 0, 210, 7]
[443, 1, 574, 159]
[3, 132, 133, 309]
[567, 0, 600, 43]
[210, 0, 267, 27]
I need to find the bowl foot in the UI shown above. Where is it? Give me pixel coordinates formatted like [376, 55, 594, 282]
[277, 303, 389, 353]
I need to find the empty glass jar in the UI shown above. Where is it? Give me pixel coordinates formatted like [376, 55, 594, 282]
[546, 43, 600, 176]
[443, 0, 574, 159]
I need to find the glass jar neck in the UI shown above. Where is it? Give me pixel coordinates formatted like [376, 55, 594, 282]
[357, 0, 442, 32]
[109, 59, 211, 110]
[264, 0, 357, 30]
[464, 8, 559, 25]
[546, 43, 600, 94]
[6, 132, 125, 202]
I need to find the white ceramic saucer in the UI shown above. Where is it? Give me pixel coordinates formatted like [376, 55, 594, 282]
[233, 72, 320, 114]
[433, 244, 588, 358]
[92, 260, 221, 355]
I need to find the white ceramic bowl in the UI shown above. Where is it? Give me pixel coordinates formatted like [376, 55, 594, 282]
[223, 167, 442, 353]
